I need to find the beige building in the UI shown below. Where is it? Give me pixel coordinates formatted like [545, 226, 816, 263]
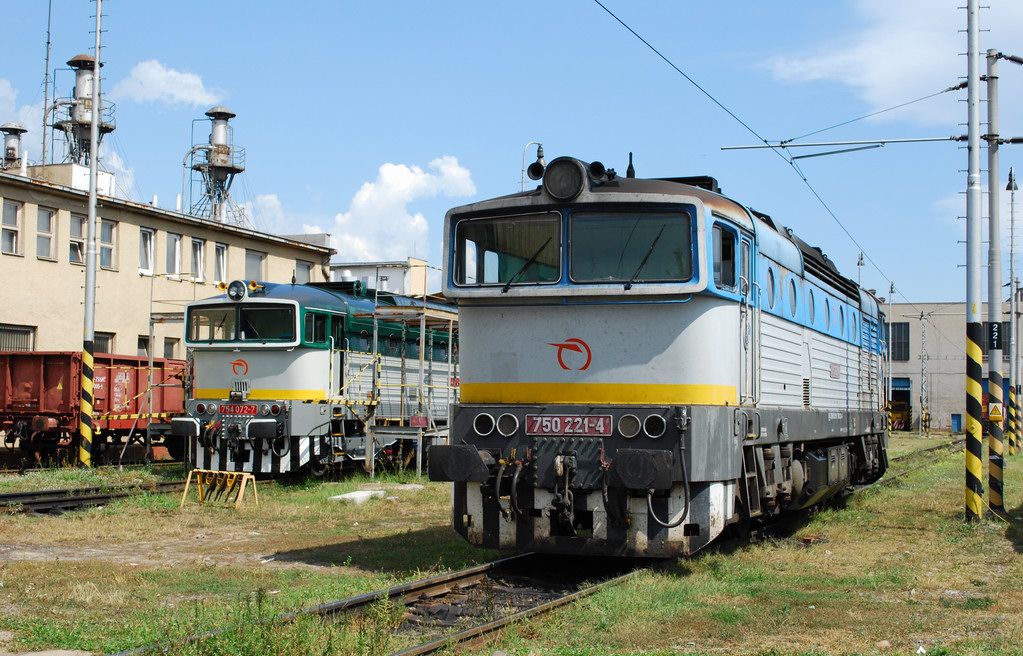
[0, 165, 333, 357]
[888, 301, 1018, 431]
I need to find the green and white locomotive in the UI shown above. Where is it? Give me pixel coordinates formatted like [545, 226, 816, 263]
[173, 279, 457, 474]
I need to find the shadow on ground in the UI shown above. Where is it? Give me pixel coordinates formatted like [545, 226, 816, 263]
[271, 525, 500, 575]
[1007, 500, 1023, 554]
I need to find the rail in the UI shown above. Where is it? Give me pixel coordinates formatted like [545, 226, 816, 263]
[109, 553, 642, 656]
[0, 480, 185, 513]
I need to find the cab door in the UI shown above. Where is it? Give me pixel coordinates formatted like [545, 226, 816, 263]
[738, 234, 758, 404]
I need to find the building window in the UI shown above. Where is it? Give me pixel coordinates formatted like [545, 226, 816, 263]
[139, 227, 154, 274]
[94, 332, 114, 353]
[99, 219, 117, 269]
[214, 243, 228, 282]
[296, 260, 312, 284]
[37, 207, 56, 260]
[191, 238, 205, 282]
[0, 323, 35, 351]
[2, 199, 22, 255]
[166, 233, 181, 275]
[137, 335, 150, 357]
[70, 214, 86, 264]
[890, 322, 909, 361]
[245, 249, 265, 281]
[163, 337, 179, 359]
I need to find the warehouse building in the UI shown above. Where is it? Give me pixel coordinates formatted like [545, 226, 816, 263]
[887, 301, 1018, 432]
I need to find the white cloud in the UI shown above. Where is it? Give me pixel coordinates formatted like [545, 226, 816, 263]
[323, 156, 476, 262]
[768, 1, 1023, 127]
[0, 78, 43, 160]
[110, 60, 222, 107]
[241, 193, 285, 231]
[99, 145, 137, 201]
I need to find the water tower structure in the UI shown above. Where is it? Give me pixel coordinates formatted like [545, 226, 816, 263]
[52, 54, 115, 165]
[184, 106, 247, 225]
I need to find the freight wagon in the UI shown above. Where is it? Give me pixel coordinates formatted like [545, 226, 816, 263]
[0, 351, 186, 465]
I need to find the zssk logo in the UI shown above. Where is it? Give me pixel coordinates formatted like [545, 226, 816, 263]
[548, 337, 592, 371]
[230, 358, 249, 376]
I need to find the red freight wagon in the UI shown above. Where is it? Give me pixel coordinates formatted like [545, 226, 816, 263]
[0, 351, 187, 463]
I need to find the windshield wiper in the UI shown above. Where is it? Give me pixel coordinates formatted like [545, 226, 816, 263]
[501, 237, 553, 293]
[623, 225, 666, 290]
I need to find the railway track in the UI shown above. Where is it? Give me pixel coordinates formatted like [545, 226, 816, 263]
[0, 480, 185, 514]
[110, 553, 643, 656]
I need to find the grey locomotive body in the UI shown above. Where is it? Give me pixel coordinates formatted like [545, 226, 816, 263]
[428, 156, 887, 558]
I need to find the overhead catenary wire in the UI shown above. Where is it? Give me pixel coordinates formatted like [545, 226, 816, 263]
[591, 0, 962, 354]
[781, 84, 966, 144]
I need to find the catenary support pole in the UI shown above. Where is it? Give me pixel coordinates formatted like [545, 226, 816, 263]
[964, 0, 985, 521]
[1010, 168, 1020, 455]
[986, 49, 1005, 514]
[78, 0, 102, 467]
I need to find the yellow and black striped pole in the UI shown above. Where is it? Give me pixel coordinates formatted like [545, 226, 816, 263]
[965, 322, 985, 521]
[78, 341, 95, 467]
[987, 375, 1005, 516]
[1013, 386, 1021, 456]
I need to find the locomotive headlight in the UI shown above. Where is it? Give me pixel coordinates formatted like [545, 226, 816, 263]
[196, 402, 207, 415]
[618, 414, 641, 439]
[473, 413, 495, 436]
[227, 280, 247, 301]
[496, 413, 519, 437]
[260, 404, 270, 416]
[643, 414, 667, 438]
[543, 158, 585, 201]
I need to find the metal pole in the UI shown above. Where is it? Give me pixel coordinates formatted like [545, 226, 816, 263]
[1010, 169, 1020, 455]
[964, 0, 985, 522]
[78, 0, 102, 467]
[887, 283, 894, 405]
[41, 0, 53, 169]
[986, 50, 1006, 513]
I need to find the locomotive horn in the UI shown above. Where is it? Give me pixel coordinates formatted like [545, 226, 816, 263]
[527, 161, 545, 180]
[588, 161, 606, 178]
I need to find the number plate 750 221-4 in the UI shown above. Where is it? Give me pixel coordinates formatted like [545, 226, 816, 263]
[524, 414, 612, 436]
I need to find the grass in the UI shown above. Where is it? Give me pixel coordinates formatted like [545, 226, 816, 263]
[477, 445, 1023, 656]
[0, 462, 186, 494]
[0, 469, 495, 654]
[1, 441, 1021, 655]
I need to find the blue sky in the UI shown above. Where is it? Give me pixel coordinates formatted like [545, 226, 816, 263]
[3, 1, 1022, 302]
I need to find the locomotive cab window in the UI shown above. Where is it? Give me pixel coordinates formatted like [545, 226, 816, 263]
[188, 306, 237, 342]
[570, 210, 693, 283]
[454, 212, 561, 287]
[712, 224, 736, 290]
[240, 305, 296, 342]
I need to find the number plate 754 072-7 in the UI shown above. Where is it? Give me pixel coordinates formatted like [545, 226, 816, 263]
[525, 414, 612, 436]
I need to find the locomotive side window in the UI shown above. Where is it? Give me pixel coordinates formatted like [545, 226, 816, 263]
[188, 306, 237, 342]
[789, 279, 798, 317]
[808, 289, 816, 323]
[825, 298, 832, 329]
[454, 212, 561, 287]
[711, 225, 736, 290]
[570, 210, 693, 283]
[740, 240, 750, 297]
[766, 267, 775, 308]
[304, 312, 328, 344]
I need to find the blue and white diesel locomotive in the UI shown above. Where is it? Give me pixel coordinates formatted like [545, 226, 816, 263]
[428, 155, 887, 558]
[173, 280, 457, 474]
